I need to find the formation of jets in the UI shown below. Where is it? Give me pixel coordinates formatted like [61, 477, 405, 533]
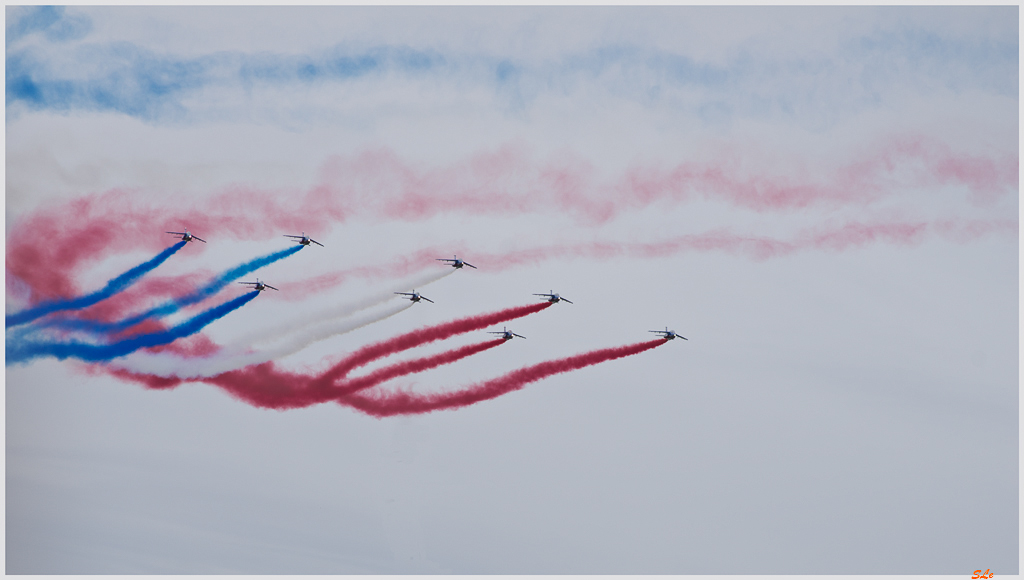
[170, 231, 686, 341]
[395, 290, 433, 303]
[166, 229, 205, 243]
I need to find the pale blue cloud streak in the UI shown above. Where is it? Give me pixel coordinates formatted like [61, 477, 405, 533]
[5, 8, 1017, 128]
[7, 6, 92, 45]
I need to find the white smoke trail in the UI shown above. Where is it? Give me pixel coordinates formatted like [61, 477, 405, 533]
[113, 301, 414, 379]
[243, 267, 454, 348]
[109, 268, 452, 378]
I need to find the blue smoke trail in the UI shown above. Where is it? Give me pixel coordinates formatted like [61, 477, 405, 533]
[6, 241, 188, 329]
[42, 244, 303, 334]
[6, 291, 260, 364]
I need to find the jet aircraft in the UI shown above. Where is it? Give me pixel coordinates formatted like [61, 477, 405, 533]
[395, 290, 433, 303]
[166, 229, 206, 243]
[239, 279, 278, 292]
[534, 291, 573, 304]
[437, 255, 476, 269]
[489, 326, 525, 340]
[649, 327, 687, 340]
[284, 232, 324, 247]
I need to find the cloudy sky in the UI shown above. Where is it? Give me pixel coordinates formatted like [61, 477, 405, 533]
[5, 5, 1018, 574]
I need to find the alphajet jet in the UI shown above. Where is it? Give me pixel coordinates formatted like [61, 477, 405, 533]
[284, 232, 323, 247]
[395, 290, 433, 303]
[649, 327, 687, 341]
[488, 326, 525, 340]
[437, 255, 476, 269]
[239, 279, 278, 292]
[534, 290, 573, 304]
[166, 229, 206, 243]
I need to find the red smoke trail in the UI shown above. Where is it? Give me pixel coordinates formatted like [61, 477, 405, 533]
[609, 139, 1018, 216]
[276, 217, 1017, 296]
[200, 338, 507, 410]
[340, 339, 668, 417]
[840, 136, 1020, 203]
[204, 363, 313, 409]
[318, 138, 1016, 224]
[6, 187, 343, 304]
[334, 338, 505, 396]
[9, 137, 1013, 301]
[102, 304, 550, 408]
[310, 302, 552, 389]
[103, 366, 186, 390]
[470, 219, 1017, 266]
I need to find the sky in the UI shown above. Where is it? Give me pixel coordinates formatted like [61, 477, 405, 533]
[5, 5, 1019, 574]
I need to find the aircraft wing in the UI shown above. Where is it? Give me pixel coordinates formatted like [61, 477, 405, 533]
[266, 285, 279, 291]
[561, 298, 573, 304]
[421, 297, 434, 303]
[463, 262, 477, 269]
[166, 231, 185, 235]
[513, 333, 526, 339]
[310, 239, 324, 247]
[193, 236, 206, 243]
